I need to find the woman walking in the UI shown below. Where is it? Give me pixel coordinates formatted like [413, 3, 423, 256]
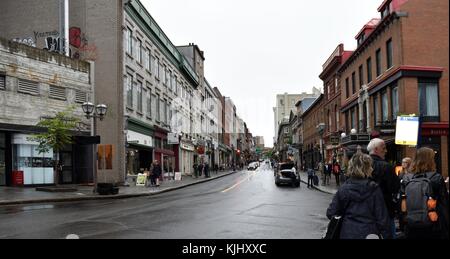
[326, 152, 391, 239]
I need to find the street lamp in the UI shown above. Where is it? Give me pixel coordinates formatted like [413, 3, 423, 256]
[82, 102, 108, 193]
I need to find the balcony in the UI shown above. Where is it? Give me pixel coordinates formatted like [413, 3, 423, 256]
[340, 133, 370, 146]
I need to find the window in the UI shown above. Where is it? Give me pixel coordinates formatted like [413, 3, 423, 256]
[151, 94, 157, 119]
[381, 90, 388, 122]
[376, 48, 382, 77]
[126, 74, 133, 108]
[147, 88, 152, 118]
[345, 111, 349, 132]
[174, 77, 178, 96]
[145, 48, 151, 71]
[359, 65, 364, 88]
[345, 77, 349, 98]
[280, 99, 284, 106]
[351, 72, 356, 94]
[49, 85, 66, 100]
[137, 81, 143, 112]
[170, 72, 175, 92]
[160, 99, 166, 124]
[126, 28, 133, 55]
[350, 108, 356, 130]
[164, 67, 169, 87]
[335, 105, 339, 132]
[155, 94, 160, 121]
[373, 95, 378, 126]
[381, 5, 390, 19]
[418, 79, 439, 120]
[75, 90, 87, 103]
[391, 85, 398, 120]
[386, 38, 393, 69]
[155, 57, 160, 79]
[136, 39, 142, 63]
[0, 74, 5, 90]
[18, 79, 39, 95]
[366, 57, 372, 83]
[335, 77, 339, 93]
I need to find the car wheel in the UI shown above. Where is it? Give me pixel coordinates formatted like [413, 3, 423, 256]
[275, 182, 280, 187]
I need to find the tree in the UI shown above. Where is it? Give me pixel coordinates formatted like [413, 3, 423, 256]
[28, 106, 81, 186]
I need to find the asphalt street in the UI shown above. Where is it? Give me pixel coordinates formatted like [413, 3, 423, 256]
[0, 164, 333, 239]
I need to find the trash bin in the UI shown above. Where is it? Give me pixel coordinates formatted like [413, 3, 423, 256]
[12, 170, 24, 186]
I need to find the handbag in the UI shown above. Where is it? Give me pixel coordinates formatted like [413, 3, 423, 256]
[323, 215, 343, 239]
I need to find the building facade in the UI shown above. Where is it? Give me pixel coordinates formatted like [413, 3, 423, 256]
[0, 38, 93, 186]
[339, 0, 448, 177]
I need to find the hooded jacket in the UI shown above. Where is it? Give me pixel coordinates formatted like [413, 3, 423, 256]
[327, 178, 391, 239]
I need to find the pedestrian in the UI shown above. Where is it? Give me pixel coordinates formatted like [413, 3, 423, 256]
[204, 162, 210, 178]
[193, 162, 198, 178]
[326, 152, 391, 239]
[333, 162, 341, 186]
[367, 138, 400, 238]
[397, 157, 413, 233]
[150, 160, 162, 187]
[198, 163, 204, 177]
[325, 161, 332, 185]
[401, 147, 449, 239]
[307, 167, 315, 188]
[318, 161, 325, 186]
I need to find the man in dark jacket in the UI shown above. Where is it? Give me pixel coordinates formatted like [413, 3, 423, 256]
[367, 138, 400, 238]
[150, 160, 162, 186]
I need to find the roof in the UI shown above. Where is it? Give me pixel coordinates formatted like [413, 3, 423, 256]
[300, 95, 323, 118]
[355, 18, 381, 39]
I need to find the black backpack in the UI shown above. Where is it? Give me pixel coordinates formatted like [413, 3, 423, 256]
[404, 172, 437, 228]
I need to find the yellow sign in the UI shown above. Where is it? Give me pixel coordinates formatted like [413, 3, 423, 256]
[136, 173, 147, 186]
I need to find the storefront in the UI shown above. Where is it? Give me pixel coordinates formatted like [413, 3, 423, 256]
[126, 130, 154, 175]
[180, 141, 195, 176]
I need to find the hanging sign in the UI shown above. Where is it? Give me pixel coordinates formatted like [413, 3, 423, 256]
[395, 116, 419, 146]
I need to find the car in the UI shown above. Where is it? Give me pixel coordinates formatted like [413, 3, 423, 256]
[247, 162, 258, 171]
[275, 162, 300, 188]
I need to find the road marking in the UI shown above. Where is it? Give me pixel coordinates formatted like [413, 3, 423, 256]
[222, 171, 257, 193]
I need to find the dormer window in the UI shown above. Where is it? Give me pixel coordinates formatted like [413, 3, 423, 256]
[381, 3, 391, 19]
[357, 33, 365, 46]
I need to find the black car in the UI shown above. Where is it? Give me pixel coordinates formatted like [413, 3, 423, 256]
[275, 162, 300, 188]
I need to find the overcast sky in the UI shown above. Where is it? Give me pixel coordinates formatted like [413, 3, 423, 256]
[142, 0, 383, 147]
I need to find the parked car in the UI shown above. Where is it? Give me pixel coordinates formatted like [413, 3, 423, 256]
[247, 162, 258, 171]
[275, 162, 300, 188]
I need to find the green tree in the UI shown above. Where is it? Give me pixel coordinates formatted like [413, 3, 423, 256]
[28, 106, 81, 186]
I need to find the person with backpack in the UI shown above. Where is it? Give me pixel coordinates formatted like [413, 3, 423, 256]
[397, 157, 413, 233]
[326, 152, 391, 239]
[307, 167, 315, 188]
[401, 147, 449, 239]
[367, 138, 400, 238]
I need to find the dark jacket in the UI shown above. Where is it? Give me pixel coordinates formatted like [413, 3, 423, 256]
[151, 164, 162, 177]
[403, 172, 449, 239]
[370, 154, 400, 218]
[327, 178, 391, 239]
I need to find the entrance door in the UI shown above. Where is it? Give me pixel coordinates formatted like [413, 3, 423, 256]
[0, 133, 5, 186]
[60, 151, 73, 184]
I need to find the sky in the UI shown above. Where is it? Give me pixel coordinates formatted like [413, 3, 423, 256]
[142, 0, 383, 147]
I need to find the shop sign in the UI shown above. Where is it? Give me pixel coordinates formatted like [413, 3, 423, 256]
[395, 116, 419, 146]
[127, 130, 153, 147]
[136, 173, 147, 186]
[168, 133, 179, 145]
[421, 128, 449, 136]
[181, 143, 195, 151]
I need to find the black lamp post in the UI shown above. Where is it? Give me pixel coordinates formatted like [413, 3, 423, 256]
[81, 102, 107, 193]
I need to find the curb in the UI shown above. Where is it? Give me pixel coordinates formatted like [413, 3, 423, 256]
[299, 175, 336, 195]
[0, 171, 238, 206]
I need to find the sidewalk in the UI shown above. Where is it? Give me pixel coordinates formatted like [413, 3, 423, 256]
[298, 171, 339, 195]
[0, 170, 237, 206]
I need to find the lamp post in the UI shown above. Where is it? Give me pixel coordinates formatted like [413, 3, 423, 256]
[81, 102, 107, 193]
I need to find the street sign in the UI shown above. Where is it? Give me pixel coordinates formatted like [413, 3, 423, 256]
[395, 116, 419, 146]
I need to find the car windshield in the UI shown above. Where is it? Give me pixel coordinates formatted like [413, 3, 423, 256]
[279, 164, 295, 170]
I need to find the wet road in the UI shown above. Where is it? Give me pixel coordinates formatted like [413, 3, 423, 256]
[0, 164, 333, 239]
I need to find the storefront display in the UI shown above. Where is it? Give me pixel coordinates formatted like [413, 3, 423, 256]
[12, 134, 54, 185]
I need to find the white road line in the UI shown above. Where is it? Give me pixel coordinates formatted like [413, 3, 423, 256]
[222, 171, 257, 193]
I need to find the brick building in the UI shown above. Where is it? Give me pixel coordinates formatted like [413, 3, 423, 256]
[338, 0, 448, 176]
[319, 44, 353, 164]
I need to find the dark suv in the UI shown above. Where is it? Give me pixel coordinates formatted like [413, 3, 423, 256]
[275, 162, 300, 188]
